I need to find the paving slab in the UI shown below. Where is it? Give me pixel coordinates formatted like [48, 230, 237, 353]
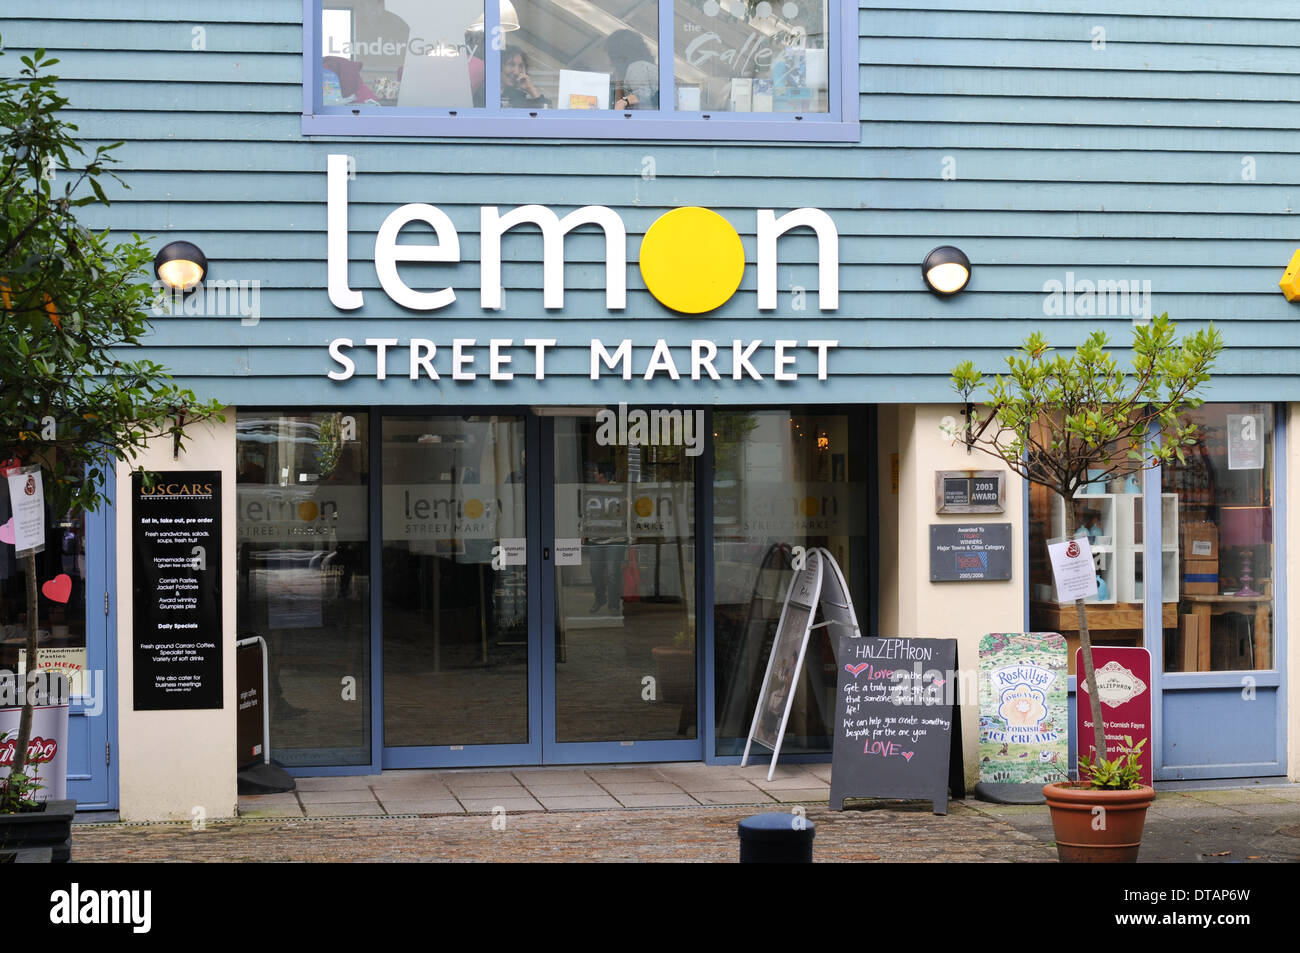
[238, 805, 306, 818]
[376, 800, 466, 815]
[298, 789, 382, 805]
[294, 776, 380, 792]
[436, 772, 523, 788]
[459, 796, 544, 813]
[519, 783, 608, 797]
[1186, 789, 1292, 805]
[613, 793, 700, 808]
[763, 788, 831, 804]
[690, 791, 776, 805]
[534, 795, 623, 811]
[598, 781, 688, 796]
[302, 802, 390, 817]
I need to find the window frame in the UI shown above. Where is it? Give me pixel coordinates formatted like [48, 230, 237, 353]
[301, 0, 859, 141]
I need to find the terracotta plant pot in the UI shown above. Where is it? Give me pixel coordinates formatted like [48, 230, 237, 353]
[1042, 782, 1155, 863]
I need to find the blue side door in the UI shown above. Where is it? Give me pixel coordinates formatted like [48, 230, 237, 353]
[66, 493, 115, 809]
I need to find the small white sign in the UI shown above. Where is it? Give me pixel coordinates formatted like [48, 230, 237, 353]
[1226, 414, 1264, 470]
[1191, 539, 1213, 557]
[19, 647, 87, 697]
[1047, 536, 1098, 602]
[499, 538, 527, 567]
[554, 538, 582, 566]
[5, 465, 46, 555]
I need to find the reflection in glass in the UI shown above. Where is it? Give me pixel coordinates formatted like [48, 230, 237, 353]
[553, 412, 696, 742]
[1163, 405, 1274, 672]
[321, 1, 487, 108]
[1026, 430, 1156, 676]
[675, 0, 828, 113]
[0, 493, 86, 697]
[382, 416, 528, 747]
[712, 409, 867, 755]
[236, 412, 371, 766]
[511, 1, 659, 110]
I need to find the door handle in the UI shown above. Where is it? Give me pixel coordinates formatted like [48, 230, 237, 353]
[544, 547, 551, 560]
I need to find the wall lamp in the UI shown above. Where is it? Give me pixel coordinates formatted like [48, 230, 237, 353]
[922, 245, 972, 296]
[154, 241, 207, 293]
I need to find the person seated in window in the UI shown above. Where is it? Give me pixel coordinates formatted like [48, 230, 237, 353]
[501, 46, 550, 108]
[604, 29, 656, 110]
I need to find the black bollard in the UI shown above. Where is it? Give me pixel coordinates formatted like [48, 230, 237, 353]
[737, 812, 815, 863]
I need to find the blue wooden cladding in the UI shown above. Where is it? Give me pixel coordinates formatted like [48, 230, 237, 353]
[5, 2, 1300, 405]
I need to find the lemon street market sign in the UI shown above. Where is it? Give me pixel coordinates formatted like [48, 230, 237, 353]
[322, 155, 841, 383]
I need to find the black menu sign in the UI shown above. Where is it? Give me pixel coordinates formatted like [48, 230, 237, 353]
[133, 471, 223, 710]
[829, 635, 964, 815]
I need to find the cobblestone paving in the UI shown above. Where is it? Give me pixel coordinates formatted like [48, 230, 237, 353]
[71, 801, 1056, 863]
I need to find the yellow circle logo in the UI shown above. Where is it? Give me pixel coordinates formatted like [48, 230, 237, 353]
[801, 496, 820, 517]
[634, 496, 654, 517]
[464, 498, 484, 519]
[639, 207, 745, 314]
[298, 501, 319, 521]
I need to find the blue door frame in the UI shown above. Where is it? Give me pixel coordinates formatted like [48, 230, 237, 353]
[1051, 407, 1288, 781]
[66, 474, 118, 809]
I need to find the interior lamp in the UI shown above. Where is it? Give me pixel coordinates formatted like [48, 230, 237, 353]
[153, 241, 208, 293]
[922, 246, 971, 296]
[468, 1, 521, 32]
[1219, 505, 1272, 597]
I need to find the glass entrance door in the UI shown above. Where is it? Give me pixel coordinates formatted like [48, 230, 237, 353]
[543, 411, 702, 762]
[378, 408, 702, 766]
[381, 414, 540, 767]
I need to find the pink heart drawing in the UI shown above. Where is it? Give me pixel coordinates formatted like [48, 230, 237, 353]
[933, 678, 946, 685]
[42, 574, 72, 604]
[845, 663, 869, 677]
[901, 751, 914, 762]
[0, 518, 13, 545]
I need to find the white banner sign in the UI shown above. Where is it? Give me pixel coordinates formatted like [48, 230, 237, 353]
[1047, 536, 1098, 602]
[5, 465, 46, 554]
[1226, 414, 1264, 471]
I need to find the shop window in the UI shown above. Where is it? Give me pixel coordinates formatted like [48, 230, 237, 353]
[305, 0, 859, 141]
[236, 411, 372, 767]
[712, 408, 869, 756]
[1027, 456, 1157, 676]
[1162, 404, 1275, 673]
[0, 501, 87, 704]
[1026, 406, 1278, 676]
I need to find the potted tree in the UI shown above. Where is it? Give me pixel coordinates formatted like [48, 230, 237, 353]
[951, 315, 1221, 861]
[1, 44, 220, 859]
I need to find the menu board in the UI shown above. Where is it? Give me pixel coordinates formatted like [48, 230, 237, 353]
[133, 471, 223, 710]
[236, 638, 265, 770]
[829, 635, 964, 814]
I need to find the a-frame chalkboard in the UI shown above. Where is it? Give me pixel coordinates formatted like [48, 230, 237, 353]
[829, 634, 965, 815]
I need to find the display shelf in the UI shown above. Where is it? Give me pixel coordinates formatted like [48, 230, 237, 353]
[1051, 490, 1180, 605]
